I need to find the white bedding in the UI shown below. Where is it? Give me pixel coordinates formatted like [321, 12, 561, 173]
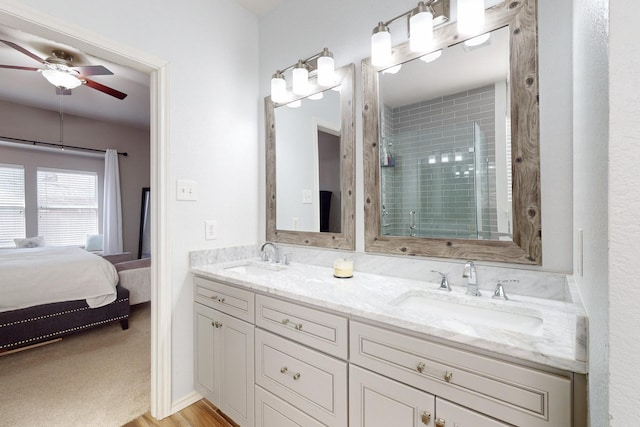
[0, 246, 119, 313]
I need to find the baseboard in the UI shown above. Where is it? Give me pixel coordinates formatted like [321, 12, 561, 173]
[171, 390, 203, 415]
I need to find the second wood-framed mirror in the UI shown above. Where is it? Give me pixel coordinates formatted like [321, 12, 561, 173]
[266, 63, 355, 250]
[363, 0, 541, 264]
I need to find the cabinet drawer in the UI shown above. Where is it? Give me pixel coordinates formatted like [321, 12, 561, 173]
[350, 321, 571, 427]
[194, 276, 254, 323]
[255, 386, 327, 427]
[255, 329, 347, 427]
[256, 294, 348, 359]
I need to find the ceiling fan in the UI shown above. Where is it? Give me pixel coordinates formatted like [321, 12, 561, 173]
[0, 39, 127, 99]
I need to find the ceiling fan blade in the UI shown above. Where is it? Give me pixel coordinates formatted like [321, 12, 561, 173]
[0, 65, 40, 71]
[0, 40, 46, 64]
[83, 78, 127, 100]
[73, 65, 113, 76]
[56, 87, 72, 96]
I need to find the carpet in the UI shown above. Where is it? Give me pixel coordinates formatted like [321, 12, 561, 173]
[0, 303, 151, 427]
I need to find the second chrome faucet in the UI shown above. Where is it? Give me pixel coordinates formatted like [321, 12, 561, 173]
[463, 260, 481, 296]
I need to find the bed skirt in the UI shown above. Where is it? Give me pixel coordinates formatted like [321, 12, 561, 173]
[0, 285, 130, 353]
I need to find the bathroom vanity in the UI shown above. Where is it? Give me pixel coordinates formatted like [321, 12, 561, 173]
[191, 256, 587, 427]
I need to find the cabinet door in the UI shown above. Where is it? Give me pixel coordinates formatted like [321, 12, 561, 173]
[194, 303, 221, 405]
[219, 311, 255, 427]
[350, 365, 435, 427]
[435, 398, 510, 427]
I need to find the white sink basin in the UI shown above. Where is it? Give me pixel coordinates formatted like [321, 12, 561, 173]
[224, 262, 286, 276]
[390, 290, 544, 336]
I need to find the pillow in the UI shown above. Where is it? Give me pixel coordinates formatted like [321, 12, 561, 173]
[14, 236, 46, 248]
[85, 234, 104, 252]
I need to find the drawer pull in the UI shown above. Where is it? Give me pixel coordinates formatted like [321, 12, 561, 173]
[435, 418, 446, 427]
[279, 366, 301, 380]
[421, 411, 431, 425]
[281, 318, 303, 331]
[444, 371, 453, 382]
[213, 321, 223, 328]
[293, 372, 301, 380]
[416, 362, 426, 373]
[210, 295, 226, 303]
[280, 366, 288, 374]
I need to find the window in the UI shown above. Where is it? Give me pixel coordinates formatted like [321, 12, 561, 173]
[37, 168, 98, 246]
[0, 164, 26, 248]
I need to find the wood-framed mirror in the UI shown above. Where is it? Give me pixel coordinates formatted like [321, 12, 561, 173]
[363, 0, 540, 264]
[266, 63, 355, 250]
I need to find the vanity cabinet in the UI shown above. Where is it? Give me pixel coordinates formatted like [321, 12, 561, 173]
[350, 321, 572, 427]
[254, 294, 348, 427]
[194, 278, 255, 427]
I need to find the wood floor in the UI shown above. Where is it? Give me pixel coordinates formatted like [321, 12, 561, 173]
[123, 399, 239, 427]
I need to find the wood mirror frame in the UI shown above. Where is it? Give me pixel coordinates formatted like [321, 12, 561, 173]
[363, 0, 540, 265]
[266, 63, 355, 250]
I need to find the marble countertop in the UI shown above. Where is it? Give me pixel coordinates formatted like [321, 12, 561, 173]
[192, 258, 588, 374]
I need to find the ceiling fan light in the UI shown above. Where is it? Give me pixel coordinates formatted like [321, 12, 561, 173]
[42, 69, 82, 90]
[409, 5, 434, 52]
[371, 22, 392, 67]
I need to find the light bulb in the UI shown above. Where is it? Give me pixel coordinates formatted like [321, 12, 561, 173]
[409, 7, 434, 52]
[371, 22, 392, 67]
[317, 49, 336, 86]
[270, 74, 287, 103]
[292, 62, 310, 96]
[457, 0, 485, 35]
[42, 69, 82, 89]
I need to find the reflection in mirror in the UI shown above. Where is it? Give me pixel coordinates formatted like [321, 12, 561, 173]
[363, 0, 541, 264]
[275, 89, 342, 233]
[379, 26, 511, 241]
[266, 64, 355, 250]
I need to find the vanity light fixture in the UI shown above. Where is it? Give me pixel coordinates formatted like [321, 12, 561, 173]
[308, 92, 324, 100]
[464, 32, 491, 47]
[370, 0, 451, 67]
[270, 47, 337, 102]
[420, 49, 442, 63]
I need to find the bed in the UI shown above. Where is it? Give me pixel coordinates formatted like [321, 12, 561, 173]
[0, 246, 130, 353]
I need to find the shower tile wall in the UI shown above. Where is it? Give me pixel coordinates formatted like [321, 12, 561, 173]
[381, 84, 497, 239]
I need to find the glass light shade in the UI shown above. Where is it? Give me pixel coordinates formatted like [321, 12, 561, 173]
[382, 64, 402, 75]
[464, 33, 491, 47]
[286, 99, 302, 108]
[371, 28, 392, 67]
[409, 10, 434, 52]
[317, 55, 336, 86]
[42, 69, 82, 89]
[270, 76, 287, 103]
[292, 66, 310, 95]
[420, 49, 442, 63]
[457, 0, 485, 35]
[308, 92, 324, 100]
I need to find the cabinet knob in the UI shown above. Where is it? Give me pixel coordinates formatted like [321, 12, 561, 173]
[435, 418, 446, 427]
[280, 366, 288, 374]
[294, 323, 303, 331]
[213, 321, 223, 328]
[293, 372, 301, 380]
[444, 371, 453, 383]
[282, 318, 290, 324]
[421, 411, 431, 425]
[417, 362, 426, 373]
[218, 297, 225, 303]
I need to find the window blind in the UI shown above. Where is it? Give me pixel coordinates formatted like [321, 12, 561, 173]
[0, 163, 26, 248]
[37, 168, 98, 246]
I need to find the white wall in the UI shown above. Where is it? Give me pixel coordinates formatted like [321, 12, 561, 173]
[572, 0, 609, 424]
[259, 0, 574, 271]
[1, 0, 260, 403]
[609, 1, 640, 424]
[0, 100, 149, 256]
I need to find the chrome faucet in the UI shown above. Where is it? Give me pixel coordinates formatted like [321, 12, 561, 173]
[463, 260, 481, 296]
[431, 270, 451, 292]
[260, 242, 279, 263]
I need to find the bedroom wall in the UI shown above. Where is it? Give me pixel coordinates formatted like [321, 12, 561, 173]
[0, 0, 260, 404]
[0, 99, 150, 256]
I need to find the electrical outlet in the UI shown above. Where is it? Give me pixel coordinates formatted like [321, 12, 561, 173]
[205, 220, 217, 240]
[302, 189, 312, 204]
[177, 179, 198, 201]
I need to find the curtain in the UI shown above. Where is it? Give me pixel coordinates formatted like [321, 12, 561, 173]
[103, 149, 123, 255]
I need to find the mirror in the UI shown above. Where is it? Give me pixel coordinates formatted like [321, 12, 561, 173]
[363, 0, 541, 264]
[266, 64, 355, 249]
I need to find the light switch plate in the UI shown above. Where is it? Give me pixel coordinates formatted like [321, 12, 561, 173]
[302, 189, 312, 204]
[205, 220, 217, 240]
[177, 179, 198, 201]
